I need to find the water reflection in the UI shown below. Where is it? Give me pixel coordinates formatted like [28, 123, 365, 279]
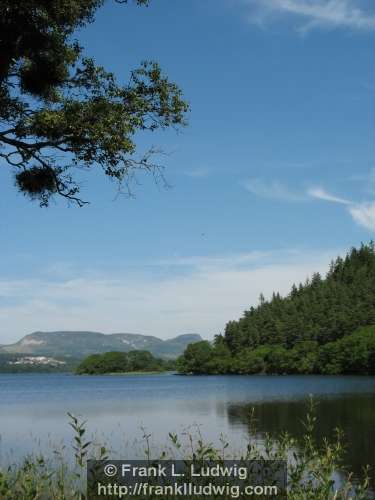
[225, 395, 375, 487]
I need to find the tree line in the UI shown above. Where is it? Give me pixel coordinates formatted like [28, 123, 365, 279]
[76, 350, 175, 374]
[177, 243, 375, 375]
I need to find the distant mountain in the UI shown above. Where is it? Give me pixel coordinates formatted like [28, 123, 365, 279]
[0, 331, 202, 359]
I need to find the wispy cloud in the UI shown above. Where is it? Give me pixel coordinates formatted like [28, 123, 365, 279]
[244, 177, 375, 233]
[307, 187, 352, 205]
[156, 251, 273, 270]
[349, 202, 375, 231]
[308, 183, 375, 232]
[245, 178, 375, 235]
[243, 0, 375, 32]
[243, 178, 305, 202]
[244, 179, 356, 206]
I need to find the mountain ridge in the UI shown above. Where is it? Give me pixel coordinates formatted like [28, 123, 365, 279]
[0, 331, 203, 359]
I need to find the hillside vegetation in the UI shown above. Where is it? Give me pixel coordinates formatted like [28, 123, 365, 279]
[177, 243, 375, 375]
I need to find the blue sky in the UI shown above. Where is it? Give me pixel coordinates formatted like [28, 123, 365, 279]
[1, 0, 375, 342]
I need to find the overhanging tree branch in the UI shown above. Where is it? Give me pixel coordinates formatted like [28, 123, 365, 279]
[0, 0, 189, 206]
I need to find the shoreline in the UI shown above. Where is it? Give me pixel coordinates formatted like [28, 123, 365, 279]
[75, 370, 176, 376]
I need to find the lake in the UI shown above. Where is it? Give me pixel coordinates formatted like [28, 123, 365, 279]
[1, 373, 375, 491]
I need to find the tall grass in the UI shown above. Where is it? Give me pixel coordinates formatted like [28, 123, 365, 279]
[0, 399, 370, 499]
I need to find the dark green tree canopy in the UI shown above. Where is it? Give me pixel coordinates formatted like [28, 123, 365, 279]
[0, 0, 188, 205]
[75, 349, 172, 374]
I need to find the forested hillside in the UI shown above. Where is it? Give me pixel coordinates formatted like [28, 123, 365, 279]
[177, 243, 375, 375]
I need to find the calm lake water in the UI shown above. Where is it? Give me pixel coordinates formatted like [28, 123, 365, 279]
[1, 373, 375, 489]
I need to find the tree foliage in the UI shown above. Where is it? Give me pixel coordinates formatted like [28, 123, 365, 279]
[177, 244, 375, 375]
[0, 0, 188, 205]
[222, 243, 375, 352]
[75, 349, 174, 374]
[177, 327, 375, 376]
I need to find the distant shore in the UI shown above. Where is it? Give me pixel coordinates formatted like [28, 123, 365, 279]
[76, 370, 176, 376]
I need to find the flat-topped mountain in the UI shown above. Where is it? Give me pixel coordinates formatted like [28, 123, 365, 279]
[0, 331, 202, 359]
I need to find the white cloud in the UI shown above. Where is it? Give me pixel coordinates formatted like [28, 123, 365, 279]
[0, 249, 335, 344]
[245, 180, 354, 205]
[349, 202, 375, 231]
[307, 187, 352, 205]
[244, 179, 375, 233]
[308, 184, 375, 232]
[243, 0, 375, 32]
[244, 178, 304, 201]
